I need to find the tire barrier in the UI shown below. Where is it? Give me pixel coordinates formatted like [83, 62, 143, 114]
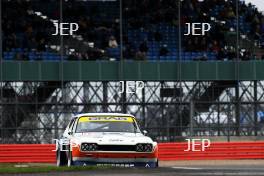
[1, 142, 264, 163]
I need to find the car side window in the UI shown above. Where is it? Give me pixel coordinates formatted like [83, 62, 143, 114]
[68, 118, 76, 132]
[69, 118, 78, 133]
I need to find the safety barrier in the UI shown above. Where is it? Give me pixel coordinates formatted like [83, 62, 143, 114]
[1, 142, 264, 163]
[0, 144, 56, 163]
[158, 142, 264, 160]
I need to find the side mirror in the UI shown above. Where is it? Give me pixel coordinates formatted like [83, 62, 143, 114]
[143, 130, 148, 135]
[68, 131, 73, 135]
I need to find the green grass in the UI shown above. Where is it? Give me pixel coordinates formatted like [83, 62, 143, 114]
[0, 163, 108, 174]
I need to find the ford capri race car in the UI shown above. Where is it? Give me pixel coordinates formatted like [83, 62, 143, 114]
[56, 113, 158, 168]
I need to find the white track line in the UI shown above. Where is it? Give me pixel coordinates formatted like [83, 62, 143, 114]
[171, 166, 203, 170]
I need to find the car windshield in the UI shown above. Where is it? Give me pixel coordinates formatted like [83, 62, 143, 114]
[75, 116, 141, 133]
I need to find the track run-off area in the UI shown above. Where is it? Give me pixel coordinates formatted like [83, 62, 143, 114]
[1, 160, 264, 176]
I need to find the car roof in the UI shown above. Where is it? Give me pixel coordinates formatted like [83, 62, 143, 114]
[73, 113, 136, 118]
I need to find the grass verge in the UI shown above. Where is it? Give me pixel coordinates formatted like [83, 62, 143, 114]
[0, 163, 107, 174]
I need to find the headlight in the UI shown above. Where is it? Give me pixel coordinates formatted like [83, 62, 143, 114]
[81, 143, 98, 151]
[136, 144, 144, 152]
[136, 143, 153, 152]
[144, 144, 153, 152]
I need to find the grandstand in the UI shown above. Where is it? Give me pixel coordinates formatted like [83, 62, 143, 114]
[3, 0, 264, 61]
[1, 0, 264, 143]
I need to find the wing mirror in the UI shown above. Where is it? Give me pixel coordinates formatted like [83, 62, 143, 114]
[68, 131, 73, 135]
[143, 130, 148, 135]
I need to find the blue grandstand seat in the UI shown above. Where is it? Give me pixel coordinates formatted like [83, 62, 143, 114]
[107, 47, 120, 59]
[159, 56, 166, 60]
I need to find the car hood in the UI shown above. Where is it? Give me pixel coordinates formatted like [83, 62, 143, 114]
[72, 132, 155, 145]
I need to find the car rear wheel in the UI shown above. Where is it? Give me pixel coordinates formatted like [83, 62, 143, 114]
[56, 147, 67, 167]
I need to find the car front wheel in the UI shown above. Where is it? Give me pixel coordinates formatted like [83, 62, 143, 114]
[155, 159, 159, 167]
[56, 147, 67, 167]
[67, 149, 73, 167]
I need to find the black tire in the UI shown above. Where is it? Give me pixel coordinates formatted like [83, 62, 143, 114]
[56, 146, 67, 167]
[67, 149, 73, 167]
[155, 159, 159, 167]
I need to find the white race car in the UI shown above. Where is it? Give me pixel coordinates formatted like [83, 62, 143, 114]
[56, 113, 159, 168]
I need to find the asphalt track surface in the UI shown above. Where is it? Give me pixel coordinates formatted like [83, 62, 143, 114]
[2, 160, 264, 176]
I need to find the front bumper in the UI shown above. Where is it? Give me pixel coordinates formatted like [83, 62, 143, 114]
[71, 145, 158, 168]
[72, 157, 158, 167]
